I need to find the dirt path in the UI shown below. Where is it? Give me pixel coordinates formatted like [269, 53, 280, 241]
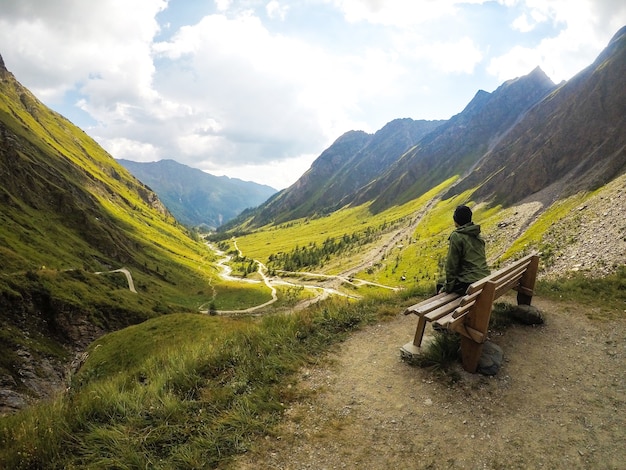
[234, 296, 626, 469]
[94, 267, 137, 293]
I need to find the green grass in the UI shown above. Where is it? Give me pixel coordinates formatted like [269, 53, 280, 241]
[404, 332, 461, 372]
[0, 295, 398, 469]
[3, 66, 625, 469]
[231, 178, 457, 272]
[537, 266, 626, 319]
[1, 72, 272, 319]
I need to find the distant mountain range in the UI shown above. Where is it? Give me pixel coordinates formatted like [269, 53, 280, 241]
[118, 159, 276, 229]
[225, 26, 626, 229]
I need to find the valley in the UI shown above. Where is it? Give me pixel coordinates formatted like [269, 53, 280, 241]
[208, 239, 397, 315]
[1, 25, 625, 469]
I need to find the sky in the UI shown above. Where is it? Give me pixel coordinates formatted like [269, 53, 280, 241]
[1, 1, 625, 190]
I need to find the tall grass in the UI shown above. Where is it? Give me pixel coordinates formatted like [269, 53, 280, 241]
[0, 296, 393, 469]
[537, 265, 626, 319]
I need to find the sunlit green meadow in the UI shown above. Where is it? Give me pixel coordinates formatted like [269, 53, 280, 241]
[0, 295, 407, 469]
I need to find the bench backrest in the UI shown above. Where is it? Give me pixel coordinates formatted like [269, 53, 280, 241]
[453, 253, 539, 319]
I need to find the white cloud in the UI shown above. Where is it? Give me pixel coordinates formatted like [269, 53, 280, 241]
[206, 153, 318, 190]
[214, 0, 233, 12]
[266, 0, 289, 20]
[0, 0, 166, 104]
[2, 0, 625, 190]
[107, 137, 162, 161]
[327, 0, 477, 26]
[150, 12, 404, 165]
[489, 0, 626, 82]
[400, 35, 483, 74]
[511, 13, 535, 33]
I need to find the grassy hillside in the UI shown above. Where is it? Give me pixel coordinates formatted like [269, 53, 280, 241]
[2, 116, 624, 468]
[0, 62, 275, 408]
[221, 170, 624, 297]
[0, 295, 402, 468]
[1, 268, 624, 468]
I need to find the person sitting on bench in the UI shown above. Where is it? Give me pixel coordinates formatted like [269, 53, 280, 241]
[439, 205, 490, 295]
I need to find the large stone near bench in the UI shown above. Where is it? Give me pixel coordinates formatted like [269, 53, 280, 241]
[511, 304, 544, 325]
[477, 341, 503, 376]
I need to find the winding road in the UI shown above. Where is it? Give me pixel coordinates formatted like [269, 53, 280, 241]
[206, 239, 397, 315]
[94, 268, 137, 293]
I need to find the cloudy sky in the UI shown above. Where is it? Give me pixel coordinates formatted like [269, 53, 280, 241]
[2, 1, 625, 189]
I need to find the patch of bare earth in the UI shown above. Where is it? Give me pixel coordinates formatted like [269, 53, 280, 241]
[233, 295, 625, 469]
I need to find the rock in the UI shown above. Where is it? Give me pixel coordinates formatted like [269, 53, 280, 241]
[511, 305, 544, 325]
[478, 341, 503, 376]
[0, 389, 27, 414]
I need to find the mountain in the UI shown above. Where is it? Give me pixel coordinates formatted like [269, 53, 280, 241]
[3, 25, 626, 417]
[229, 27, 626, 229]
[446, 25, 626, 205]
[230, 67, 556, 229]
[242, 119, 444, 225]
[0, 54, 221, 412]
[118, 159, 276, 229]
[358, 66, 556, 212]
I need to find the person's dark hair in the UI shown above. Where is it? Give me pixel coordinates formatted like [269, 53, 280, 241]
[453, 205, 472, 225]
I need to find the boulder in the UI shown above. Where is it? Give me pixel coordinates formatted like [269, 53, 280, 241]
[477, 341, 503, 376]
[511, 304, 544, 325]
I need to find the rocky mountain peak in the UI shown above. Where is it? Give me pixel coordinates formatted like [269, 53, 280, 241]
[0, 53, 10, 79]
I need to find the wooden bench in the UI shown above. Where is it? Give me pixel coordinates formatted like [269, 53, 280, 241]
[401, 253, 540, 373]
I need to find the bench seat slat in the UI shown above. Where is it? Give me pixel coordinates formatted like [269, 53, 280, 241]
[404, 292, 460, 315]
[424, 297, 463, 321]
[459, 290, 480, 307]
[453, 300, 475, 318]
[434, 310, 461, 327]
[434, 312, 485, 343]
[448, 312, 467, 330]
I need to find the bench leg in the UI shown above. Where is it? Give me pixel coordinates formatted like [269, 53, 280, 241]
[401, 316, 427, 357]
[460, 337, 484, 373]
[460, 280, 496, 373]
[412, 316, 427, 348]
[517, 255, 539, 306]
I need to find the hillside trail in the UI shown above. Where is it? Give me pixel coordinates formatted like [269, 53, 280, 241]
[233, 295, 626, 469]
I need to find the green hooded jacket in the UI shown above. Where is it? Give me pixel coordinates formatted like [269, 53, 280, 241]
[444, 222, 490, 293]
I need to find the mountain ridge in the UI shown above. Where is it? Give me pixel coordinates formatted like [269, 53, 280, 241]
[357, 65, 557, 213]
[118, 158, 276, 229]
[446, 26, 626, 206]
[226, 65, 558, 229]
[241, 118, 444, 226]
[225, 28, 626, 230]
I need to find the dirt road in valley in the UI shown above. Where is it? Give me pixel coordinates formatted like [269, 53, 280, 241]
[206, 242, 396, 315]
